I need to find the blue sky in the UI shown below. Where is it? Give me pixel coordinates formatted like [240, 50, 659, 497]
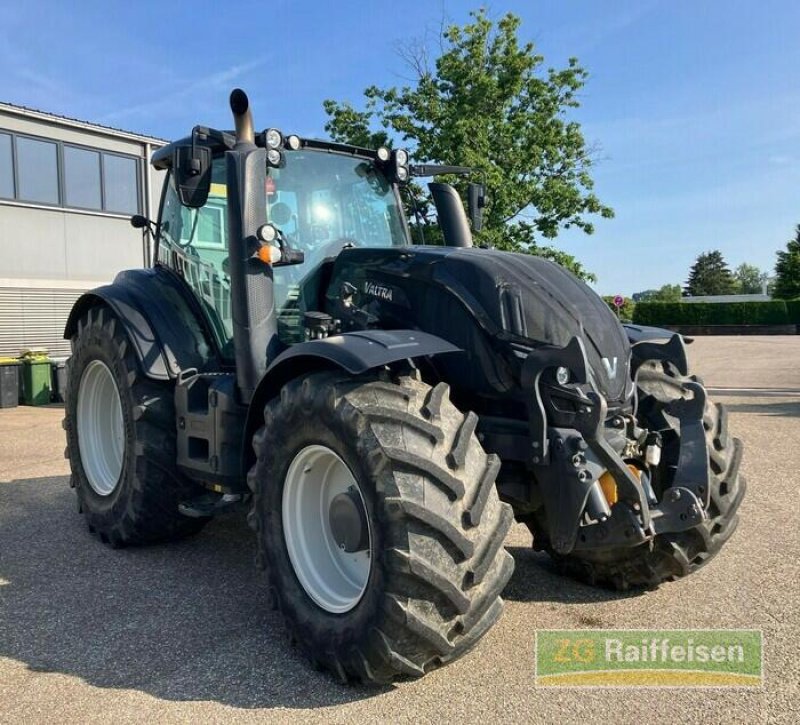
[1, 1, 798, 294]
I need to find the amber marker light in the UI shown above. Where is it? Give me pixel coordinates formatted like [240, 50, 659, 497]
[257, 244, 282, 264]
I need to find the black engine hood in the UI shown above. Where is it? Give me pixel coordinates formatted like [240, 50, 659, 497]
[327, 246, 632, 404]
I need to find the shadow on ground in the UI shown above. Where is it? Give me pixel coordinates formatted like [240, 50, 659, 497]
[0, 476, 635, 708]
[720, 398, 800, 417]
[502, 546, 642, 605]
[0, 476, 384, 709]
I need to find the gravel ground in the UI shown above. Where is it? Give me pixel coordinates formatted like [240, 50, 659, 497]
[0, 336, 798, 724]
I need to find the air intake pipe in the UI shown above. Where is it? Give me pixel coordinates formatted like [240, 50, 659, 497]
[226, 89, 279, 402]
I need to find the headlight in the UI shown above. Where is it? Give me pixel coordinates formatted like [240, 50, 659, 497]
[556, 366, 570, 386]
[265, 128, 283, 149]
[257, 223, 278, 243]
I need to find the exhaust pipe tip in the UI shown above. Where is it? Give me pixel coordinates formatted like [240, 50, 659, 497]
[229, 88, 254, 145]
[230, 88, 249, 115]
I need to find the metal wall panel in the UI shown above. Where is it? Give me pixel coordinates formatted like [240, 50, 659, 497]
[0, 287, 85, 357]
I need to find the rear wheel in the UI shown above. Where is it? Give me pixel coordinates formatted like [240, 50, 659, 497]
[64, 306, 208, 546]
[248, 371, 515, 684]
[532, 361, 746, 590]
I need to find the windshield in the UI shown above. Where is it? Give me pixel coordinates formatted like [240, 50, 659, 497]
[267, 150, 407, 260]
[157, 148, 408, 353]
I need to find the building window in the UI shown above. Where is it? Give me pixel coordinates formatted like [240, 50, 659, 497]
[0, 128, 142, 214]
[0, 133, 13, 199]
[16, 136, 59, 205]
[103, 153, 139, 215]
[64, 146, 102, 210]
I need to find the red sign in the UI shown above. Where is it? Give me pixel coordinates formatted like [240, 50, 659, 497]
[613, 295, 624, 308]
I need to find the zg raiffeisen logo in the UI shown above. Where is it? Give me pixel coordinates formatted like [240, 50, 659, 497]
[535, 630, 762, 687]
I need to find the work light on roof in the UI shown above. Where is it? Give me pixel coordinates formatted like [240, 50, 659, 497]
[285, 134, 301, 151]
[376, 146, 391, 162]
[265, 128, 283, 149]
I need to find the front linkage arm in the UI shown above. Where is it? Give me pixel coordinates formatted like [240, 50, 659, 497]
[522, 336, 705, 556]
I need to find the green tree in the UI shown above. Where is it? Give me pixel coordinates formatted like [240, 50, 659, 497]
[685, 250, 737, 296]
[323, 9, 613, 281]
[602, 295, 635, 322]
[632, 283, 682, 302]
[773, 225, 800, 299]
[734, 263, 767, 294]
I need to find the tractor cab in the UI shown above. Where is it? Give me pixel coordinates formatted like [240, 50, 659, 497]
[152, 136, 411, 357]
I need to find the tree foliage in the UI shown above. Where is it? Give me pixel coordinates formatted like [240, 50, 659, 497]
[601, 295, 635, 322]
[685, 250, 737, 296]
[734, 263, 767, 295]
[323, 9, 613, 281]
[632, 284, 683, 303]
[772, 225, 800, 300]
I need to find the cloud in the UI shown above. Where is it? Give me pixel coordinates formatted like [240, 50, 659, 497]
[547, 1, 662, 58]
[97, 57, 270, 125]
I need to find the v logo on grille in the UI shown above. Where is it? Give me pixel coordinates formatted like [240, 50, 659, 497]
[602, 356, 618, 380]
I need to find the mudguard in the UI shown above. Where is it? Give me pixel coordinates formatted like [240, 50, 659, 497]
[624, 322, 694, 345]
[63, 268, 215, 380]
[241, 329, 460, 470]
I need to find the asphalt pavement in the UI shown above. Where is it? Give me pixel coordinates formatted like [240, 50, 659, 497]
[1, 336, 798, 723]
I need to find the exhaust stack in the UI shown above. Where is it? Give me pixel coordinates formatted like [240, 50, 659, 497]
[225, 89, 278, 402]
[230, 88, 255, 145]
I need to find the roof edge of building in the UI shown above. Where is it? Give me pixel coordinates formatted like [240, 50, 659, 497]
[0, 101, 167, 146]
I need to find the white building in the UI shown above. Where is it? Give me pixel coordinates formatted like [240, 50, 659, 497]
[0, 103, 165, 356]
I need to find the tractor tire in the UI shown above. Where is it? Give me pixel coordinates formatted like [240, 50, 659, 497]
[64, 305, 208, 546]
[533, 360, 746, 590]
[247, 370, 515, 684]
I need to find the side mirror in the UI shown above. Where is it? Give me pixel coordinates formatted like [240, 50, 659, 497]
[173, 144, 212, 208]
[467, 182, 486, 233]
[130, 214, 149, 229]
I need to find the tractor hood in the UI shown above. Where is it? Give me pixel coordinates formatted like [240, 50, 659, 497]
[326, 246, 633, 405]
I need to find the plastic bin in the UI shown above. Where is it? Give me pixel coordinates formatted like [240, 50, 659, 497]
[20, 358, 52, 406]
[0, 360, 20, 408]
[51, 358, 68, 403]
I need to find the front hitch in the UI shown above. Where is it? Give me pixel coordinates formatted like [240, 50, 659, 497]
[523, 341, 709, 555]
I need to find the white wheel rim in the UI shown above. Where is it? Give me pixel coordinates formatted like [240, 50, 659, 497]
[77, 360, 125, 496]
[282, 445, 372, 613]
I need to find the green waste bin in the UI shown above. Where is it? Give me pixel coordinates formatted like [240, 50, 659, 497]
[19, 350, 52, 406]
[0, 359, 20, 408]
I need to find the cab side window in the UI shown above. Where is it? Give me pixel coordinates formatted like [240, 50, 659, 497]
[157, 158, 233, 357]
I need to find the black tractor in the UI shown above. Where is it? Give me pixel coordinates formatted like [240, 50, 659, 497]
[63, 89, 745, 684]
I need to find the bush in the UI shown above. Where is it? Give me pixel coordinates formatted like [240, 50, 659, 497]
[632, 300, 790, 326]
[786, 299, 800, 324]
[602, 296, 636, 322]
[743, 300, 789, 325]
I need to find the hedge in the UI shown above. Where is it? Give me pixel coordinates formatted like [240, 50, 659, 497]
[632, 300, 800, 326]
[787, 299, 800, 324]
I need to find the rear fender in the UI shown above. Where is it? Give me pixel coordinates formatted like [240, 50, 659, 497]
[63, 268, 215, 380]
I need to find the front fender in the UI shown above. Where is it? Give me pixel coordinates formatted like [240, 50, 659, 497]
[241, 329, 460, 470]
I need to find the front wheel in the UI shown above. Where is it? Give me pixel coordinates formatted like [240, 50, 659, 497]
[247, 371, 515, 684]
